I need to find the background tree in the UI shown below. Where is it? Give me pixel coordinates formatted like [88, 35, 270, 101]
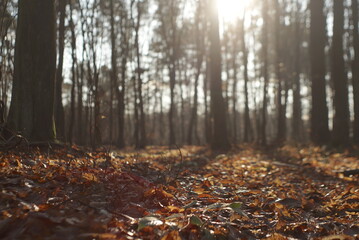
[2, 0, 358, 148]
[54, 0, 67, 141]
[261, 0, 269, 146]
[309, 0, 330, 145]
[209, 0, 229, 150]
[353, 0, 359, 144]
[331, 0, 349, 146]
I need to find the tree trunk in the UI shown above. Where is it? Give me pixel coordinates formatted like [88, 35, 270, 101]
[55, 0, 66, 141]
[331, 0, 349, 146]
[274, 0, 286, 143]
[8, 0, 56, 142]
[204, 60, 211, 144]
[309, 0, 330, 144]
[242, 17, 251, 142]
[209, 0, 230, 150]
[109, 0, 116, 144]
[168, 63, 176, 146]
[352, 0, 359, 143]
[134, 2, 146, 149]
[187, 18, 204, 144]
[261, 0, 269, 146]
[68, 4, 77, 145]
[117, 6, 128, 149]
[232, 34, 238, 144]
[292, 0, 303, 142]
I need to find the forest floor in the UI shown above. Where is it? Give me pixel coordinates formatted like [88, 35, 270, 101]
[0, 144, 359, 240]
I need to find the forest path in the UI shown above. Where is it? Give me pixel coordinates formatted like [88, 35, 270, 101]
[0, 145, 358, 239]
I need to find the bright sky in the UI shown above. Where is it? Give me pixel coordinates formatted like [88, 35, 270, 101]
[217, 0, 249, 22]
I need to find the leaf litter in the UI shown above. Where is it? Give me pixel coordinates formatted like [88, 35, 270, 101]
[0, 145, 358, 239]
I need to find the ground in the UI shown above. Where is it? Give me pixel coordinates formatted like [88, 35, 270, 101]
[0, 145, 358, 239]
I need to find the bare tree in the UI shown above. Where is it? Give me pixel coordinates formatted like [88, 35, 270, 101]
[261, 0, 269, 145]
[309, 0, 330, 144]
[8, 0, 56, 141]
[209, 0, 230, 150]
[352, 0, 359, 144]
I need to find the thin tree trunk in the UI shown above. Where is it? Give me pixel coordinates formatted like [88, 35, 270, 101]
[117, 5, 128, 149]
[292, 0, 303, 141]
[55, 0, 66, 141]
[109, 0, 116, 144]
[242, 17, 251, 142]
[68, 4, 77, 145]
[180, 64, 185, 145]
[232, 33, 238, 144]
[188, 3, 204, 145]
[261, 0, 269, 146]
[274, 0, 286, 143]
[352, 0, 359, 143]
[204, 60, 211, 144]
[134, 2, 146, 149]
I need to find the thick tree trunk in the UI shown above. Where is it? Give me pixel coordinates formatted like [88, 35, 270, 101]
[309, 0, 330, 144]
[331, 0, 350, 146]
[8, 0, 56, 142]
[209, 0, 230, 150]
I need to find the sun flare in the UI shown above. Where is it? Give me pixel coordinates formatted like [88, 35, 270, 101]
[217, 0, 250, 22]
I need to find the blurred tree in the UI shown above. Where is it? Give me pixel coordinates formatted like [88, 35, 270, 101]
[331, 0, 349, 146]
[261, 0, 269, 146]
[209, 0, 229, 150]
[54, 0, 67, 141]
[309, 0, 330, 145]
[352, 0, 359, 144]
[292, 0, 304, 142]
[242, 16, 252, 143]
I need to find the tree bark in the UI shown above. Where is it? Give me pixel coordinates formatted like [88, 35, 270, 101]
[261, 0, 269, 146]
[209, 0, 230, 150]
[68, 3, 77, 145]
[331, 0, 350, 146]
[242, 17, 251, 142]
[232, 33, 238, 144]
[292, 0, 303, 142]
[274, 0, 286, 143]
[55, 0, 66, 141]
[352, 0, 359, 143]
[188, 3, 204, 145]
[8, 0, 56, 142]
[309, 0, 330, 144]
[116, 4, 128, 149]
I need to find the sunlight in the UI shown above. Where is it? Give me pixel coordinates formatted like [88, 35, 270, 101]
[217, 0, 249, 22]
